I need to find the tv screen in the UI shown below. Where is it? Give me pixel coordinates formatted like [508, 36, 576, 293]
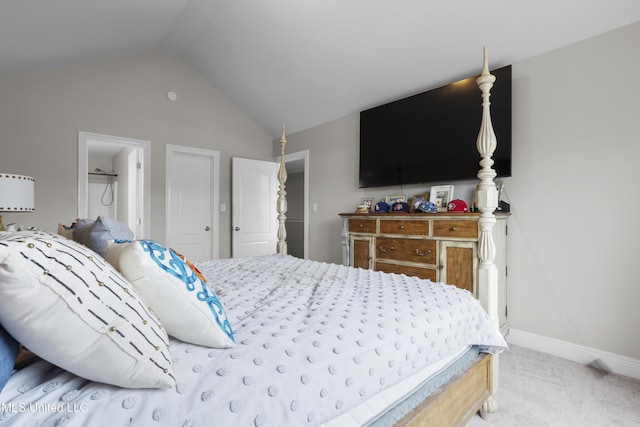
[359, 65, 511, 188]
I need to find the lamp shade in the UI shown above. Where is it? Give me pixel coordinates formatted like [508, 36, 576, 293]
[0, 173, 35, 212]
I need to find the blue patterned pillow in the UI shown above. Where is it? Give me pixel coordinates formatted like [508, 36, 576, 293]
[0, 325, 19, 392]
[0, 231, 175, 389]
[104, 240, 235, 348]
[72, 216, 134, 255]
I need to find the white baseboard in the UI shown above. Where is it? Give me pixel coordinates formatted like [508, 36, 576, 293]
[507, 328, 640, 380]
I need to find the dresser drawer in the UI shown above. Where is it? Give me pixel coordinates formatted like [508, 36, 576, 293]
[432, 220, 478, 239]
[379, 219, 429, 235]
[348, 219, 376, 233]
[376, 237, 436, 264]
[375, 261, 436, 281]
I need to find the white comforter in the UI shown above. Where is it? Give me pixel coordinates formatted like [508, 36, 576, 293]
[0, 254, 506, 427]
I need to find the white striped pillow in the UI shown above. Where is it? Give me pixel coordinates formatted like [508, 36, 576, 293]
[0, 231, 175, 389]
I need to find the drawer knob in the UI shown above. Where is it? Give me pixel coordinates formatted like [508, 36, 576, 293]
[414, 248, 432, 256]
[359, 223, 364, 228]
[399, 225, 405, 230]
[450, 226, 457, 231]
[379, 246, 394, 253]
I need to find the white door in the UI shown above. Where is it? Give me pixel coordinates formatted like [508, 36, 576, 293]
[113, 147, 137, 232]
[166, 145, 220, 262]
[232, 157, 278, 257]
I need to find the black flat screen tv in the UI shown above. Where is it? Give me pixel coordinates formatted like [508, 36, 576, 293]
[359, 65, 511, 188]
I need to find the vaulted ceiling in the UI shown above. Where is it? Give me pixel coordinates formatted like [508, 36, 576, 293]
[2, 1, 640, 138]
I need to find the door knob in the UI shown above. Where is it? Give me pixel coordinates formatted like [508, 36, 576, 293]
[205, 226, 211, 231]
[233, 227, 240, 231]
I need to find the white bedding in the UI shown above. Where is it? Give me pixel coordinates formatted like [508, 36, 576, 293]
[0, 254, 506, 427]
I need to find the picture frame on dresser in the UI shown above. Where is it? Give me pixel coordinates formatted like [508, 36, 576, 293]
[429, 185, 454, 212]
[360, 198, 375, 210]
[385, 194, 406, 204]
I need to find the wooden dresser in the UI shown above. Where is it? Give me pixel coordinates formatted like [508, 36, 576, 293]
[339, 212, 509, 333]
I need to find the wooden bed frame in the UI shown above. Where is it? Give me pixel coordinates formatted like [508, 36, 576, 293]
[398, 353, 493, 427]
[275, 47, 501, 426]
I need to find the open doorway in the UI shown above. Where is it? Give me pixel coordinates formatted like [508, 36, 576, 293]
[276, 150, 309, 259]
[78, 131, 150, 238]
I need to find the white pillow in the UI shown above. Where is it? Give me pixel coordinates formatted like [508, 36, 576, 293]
[0, 231, 175, 389]
[104, 240, 235, 348]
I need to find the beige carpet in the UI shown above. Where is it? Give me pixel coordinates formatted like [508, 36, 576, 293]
[466, 345, 640, 427]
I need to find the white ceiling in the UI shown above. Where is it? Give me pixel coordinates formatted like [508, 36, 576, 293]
[2, 0, 640, 139]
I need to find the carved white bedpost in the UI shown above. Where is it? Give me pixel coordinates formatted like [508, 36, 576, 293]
[277, 124, 288, 255]
[476, 47, 500, 416]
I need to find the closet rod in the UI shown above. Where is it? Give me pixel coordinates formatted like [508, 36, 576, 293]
[88, 172, 118, 177]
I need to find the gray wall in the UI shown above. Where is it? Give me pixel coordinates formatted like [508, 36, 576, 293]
[0, 52, 272, 258]
[278, 21, 640, 361]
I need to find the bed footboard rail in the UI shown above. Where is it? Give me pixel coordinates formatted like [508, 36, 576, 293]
[394, 353, 493, 427]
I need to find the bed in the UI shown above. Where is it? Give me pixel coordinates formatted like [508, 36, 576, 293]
[0, 48, 506, 426]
